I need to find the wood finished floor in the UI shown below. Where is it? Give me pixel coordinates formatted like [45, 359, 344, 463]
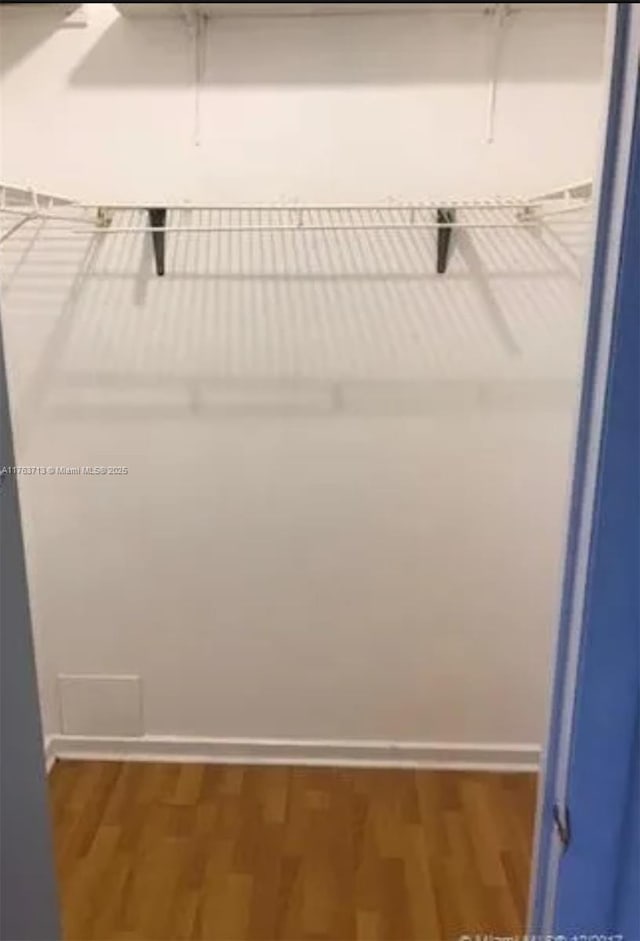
[49, 761, 537, 941]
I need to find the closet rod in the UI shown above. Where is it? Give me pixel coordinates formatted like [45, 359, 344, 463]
[73, 200, 535, 211]
[68, 220, 540, 234]
[0, 201, 536, 216]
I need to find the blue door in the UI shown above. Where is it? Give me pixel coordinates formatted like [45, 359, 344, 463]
[531, 5, 640, 935]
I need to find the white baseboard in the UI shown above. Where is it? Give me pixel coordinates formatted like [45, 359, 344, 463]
[44, 736, 56, 774]
[49, 734, 540, 772]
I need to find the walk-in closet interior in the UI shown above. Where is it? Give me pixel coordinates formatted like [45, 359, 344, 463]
[0, 3, 608, 938]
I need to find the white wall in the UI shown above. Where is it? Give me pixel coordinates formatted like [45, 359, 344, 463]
[0, 3, 605, 760]
[0, 3, 605, 202]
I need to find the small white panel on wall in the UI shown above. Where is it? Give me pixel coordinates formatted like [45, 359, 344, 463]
[58, 674, 143, 737]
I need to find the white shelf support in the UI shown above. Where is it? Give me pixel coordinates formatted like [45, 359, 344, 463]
[520, 180, 594, 221]
[181, 4, 209, 148]
[484, 3, 511, 145]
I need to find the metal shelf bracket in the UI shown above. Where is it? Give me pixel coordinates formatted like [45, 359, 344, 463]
[148, 207, 167, 276]
[436, 208, 456, 274]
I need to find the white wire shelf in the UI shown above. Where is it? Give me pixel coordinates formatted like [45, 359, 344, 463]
[0, 181, 593, 279]
[0, 182, 592, 416]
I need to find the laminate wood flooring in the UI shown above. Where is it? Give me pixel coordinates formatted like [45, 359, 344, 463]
[49, 761, 537, 941]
